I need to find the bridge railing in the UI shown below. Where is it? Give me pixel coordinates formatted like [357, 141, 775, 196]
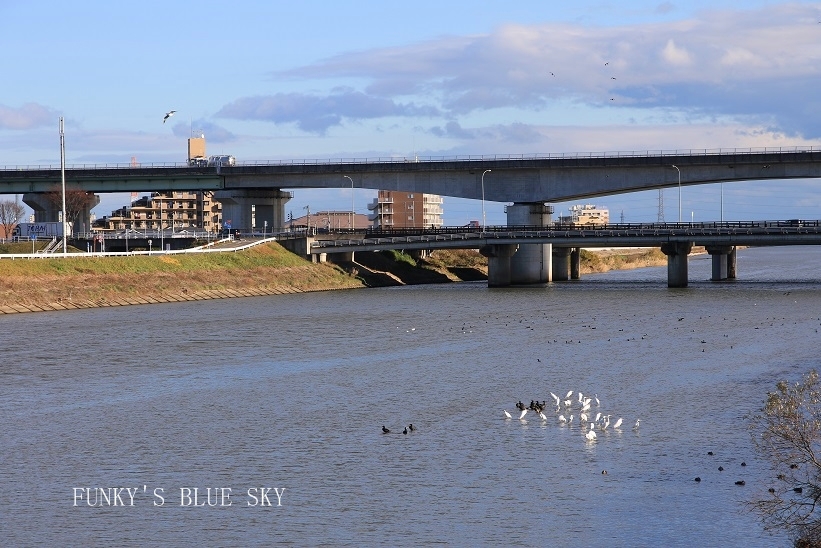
[4, 146, 821, 171]
[310, 219, 821, 250]
[358, 219, 821, 238]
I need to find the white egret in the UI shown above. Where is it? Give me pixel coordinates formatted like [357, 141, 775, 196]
[580, 413, 588, 422]
[558, 414, 567, 423]
[550, 392, 560, 406]
[519, 409, 528, 420]
[613, 417, 623, 429]
[595, 412, 602, 423]
[594, 394, 601, 407]
[565, 390, 573, 399]
[503, 410, 512, 419]
[539, 412, 548, 421]
[586, 424, 597, 440]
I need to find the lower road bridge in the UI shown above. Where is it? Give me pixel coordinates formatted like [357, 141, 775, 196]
[289, 220, 821, 288]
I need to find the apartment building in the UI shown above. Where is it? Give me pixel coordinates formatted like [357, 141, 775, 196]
[367, 191, 444, 229]
[94, 191, 222, 233]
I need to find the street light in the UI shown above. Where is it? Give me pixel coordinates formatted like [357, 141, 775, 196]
[671, 164, 681, 223]
[481, 169, 491, 229]
[59, 117, 67, 254]
[343, 175, 354, 229]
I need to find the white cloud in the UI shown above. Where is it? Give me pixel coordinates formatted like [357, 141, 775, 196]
[661, 39, 692, 66]
[239, 4, 821, 139]
[0, 103, 59, 130]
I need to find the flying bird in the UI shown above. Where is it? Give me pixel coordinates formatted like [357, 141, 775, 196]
[163, 110, 176, 123]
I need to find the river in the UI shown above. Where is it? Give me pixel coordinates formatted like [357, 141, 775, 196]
[3, 246, 820, 545]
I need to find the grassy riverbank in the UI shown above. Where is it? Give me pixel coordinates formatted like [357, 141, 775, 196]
[0, 243, 674, 313]
[0, 242, 362, 312]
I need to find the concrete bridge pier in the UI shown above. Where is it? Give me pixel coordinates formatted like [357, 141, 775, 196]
[706, 245, 736, 281]
[570, 248, 581, 280]
[23, 192, 99, 235]
[480, 244, 519, 287]
[552, 247, 571, 281]
[213, 188, 291, 232]
[727, 247, 737, 279]
[661, 242, 693, 288]
[506, 203, 553, 285]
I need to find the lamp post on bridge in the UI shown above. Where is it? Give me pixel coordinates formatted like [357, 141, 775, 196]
[481, 169, 491, 230]
[343, 175, 354, 229]
[671, 164, 681, 223]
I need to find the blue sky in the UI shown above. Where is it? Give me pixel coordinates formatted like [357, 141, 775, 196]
[2, 1, 821, 225]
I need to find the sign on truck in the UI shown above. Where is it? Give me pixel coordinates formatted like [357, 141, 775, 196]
[13, 222, 69, 239]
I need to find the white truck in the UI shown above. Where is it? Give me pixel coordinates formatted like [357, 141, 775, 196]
[207, 155, 236, 167]
[13, 222, 70, 240]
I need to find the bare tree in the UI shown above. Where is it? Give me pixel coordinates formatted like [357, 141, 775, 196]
[0, 197, 26, 239]
[43, 187, 97, 234]
[749, 370, 821, 547]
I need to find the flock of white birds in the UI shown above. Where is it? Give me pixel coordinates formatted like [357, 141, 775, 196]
[503, 390, 639, 442]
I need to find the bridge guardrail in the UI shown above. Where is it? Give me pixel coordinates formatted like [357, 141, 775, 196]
[3, 146, 821, 171]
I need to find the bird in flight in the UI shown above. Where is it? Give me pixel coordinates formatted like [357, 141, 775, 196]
[163, 110, 176, 123]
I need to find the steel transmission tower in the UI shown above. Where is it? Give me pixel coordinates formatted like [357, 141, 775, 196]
[657, 189, 665, 222]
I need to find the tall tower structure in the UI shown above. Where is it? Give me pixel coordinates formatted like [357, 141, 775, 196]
[657, 189, 665, 223]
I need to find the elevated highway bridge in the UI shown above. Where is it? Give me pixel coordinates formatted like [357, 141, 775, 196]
[4, 146, 821, 287]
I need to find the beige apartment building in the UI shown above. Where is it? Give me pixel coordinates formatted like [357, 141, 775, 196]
[367, 190, 444, 229]
[558, 204, 610, 226]
[95, 191, 222, 233]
